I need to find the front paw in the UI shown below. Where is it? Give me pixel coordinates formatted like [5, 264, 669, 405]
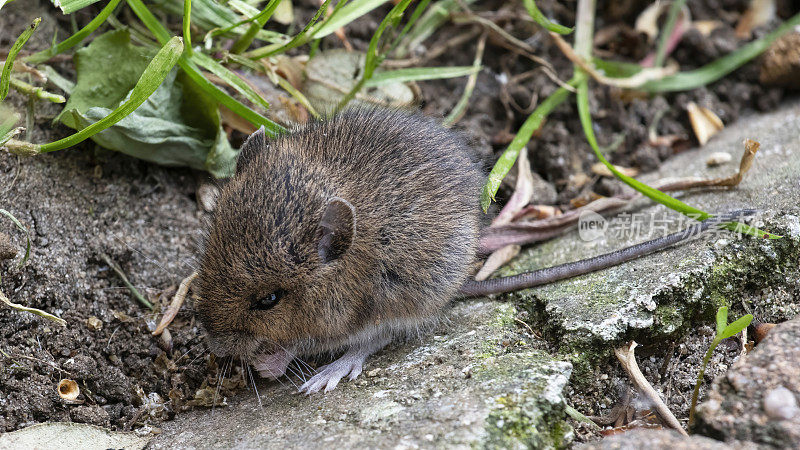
[253, 350, 292, 379]
[298, 356, 364, 394]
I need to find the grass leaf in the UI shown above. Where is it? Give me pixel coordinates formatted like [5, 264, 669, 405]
[642, 11, 800, 92]
[480, 76, 579, 212]
[1, 18, 41, 102]
[314, 0, 389, 38]
[190, 51, 271, 110]
[0, 289, 66, 326]
[126, 0, 284, 134]
[576, 77, 776, 238]
[230, 0, 281, 53]
[51, 0, 102, 14]
[522, 0, 573, 34]
[365, 65, 479, 86]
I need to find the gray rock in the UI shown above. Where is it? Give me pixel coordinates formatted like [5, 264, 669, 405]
[152, 301, 574, 449]
[694, 316, 800, 447]
[500, 100, 800, 355]
[577, 429, 749, 449]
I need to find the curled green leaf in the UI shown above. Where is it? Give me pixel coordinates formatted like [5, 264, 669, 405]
[1, 18, 40, 102]
[522, 0, 572, 34]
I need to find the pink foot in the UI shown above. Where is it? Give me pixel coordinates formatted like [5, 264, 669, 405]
[298, 337, 390, 394]
[253, 350, 293, 379]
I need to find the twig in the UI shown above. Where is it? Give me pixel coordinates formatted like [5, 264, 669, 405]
[153, 271, 198, 336]
[615, 341, 687, 435]
[383, 29, 481, 68]
[98, 252, 153, 310]
[549, 31, 677, 89]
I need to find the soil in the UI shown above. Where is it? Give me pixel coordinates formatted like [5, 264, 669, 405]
[1, 0, 798, 440]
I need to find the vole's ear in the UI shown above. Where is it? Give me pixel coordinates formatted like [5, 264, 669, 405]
[317, 197, 356, 264]
[236, 126, 267, 175]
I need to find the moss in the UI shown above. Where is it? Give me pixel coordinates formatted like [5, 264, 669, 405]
[483, 393, 572, 449]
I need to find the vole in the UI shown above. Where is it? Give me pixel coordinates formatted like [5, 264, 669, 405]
[196, 108, 749, 394]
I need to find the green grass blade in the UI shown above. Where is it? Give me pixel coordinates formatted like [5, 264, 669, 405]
[1, 18, 41, 102]
[244, 0, 333, 59]
[126, 0, 284, 134]
[522, 0, 572, 34]
[183, 0, 193, 55]
[314, 0, 389, 38]
[53, 0, 102, 14]
[365, 65, 478, 86]
[39, 37, 184, 152]
[180, 58, 284, 134]
[394, 0, 476, 58]
[335, 0, 416, 111]
[480, 76, 579, 212]
[26, 0, 123, 64]
[190, 52, 270, 110]
[576, 76, 777, 238]
[642, 11, 800, 92]
[0, 209, 31, 267]
[230, 0, 281, 53]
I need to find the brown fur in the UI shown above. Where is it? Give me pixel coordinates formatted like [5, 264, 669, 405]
[196, 108, 483, 359]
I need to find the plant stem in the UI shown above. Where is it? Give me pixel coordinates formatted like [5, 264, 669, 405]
[689, 337, 719, 427]
[10, 77, 65, 103]
[653, 0, 686, 68]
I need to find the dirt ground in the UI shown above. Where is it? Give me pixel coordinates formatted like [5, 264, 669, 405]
[1, 0, 798, 439]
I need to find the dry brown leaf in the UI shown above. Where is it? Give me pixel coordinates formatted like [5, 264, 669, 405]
[474, 245, 521, 281]
[693, 20, 723, 36]
[735, 0, 776, 38]
[687, 102, 724, 145]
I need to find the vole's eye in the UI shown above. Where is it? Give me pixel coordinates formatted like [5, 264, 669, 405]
[250, 289, 284, 311]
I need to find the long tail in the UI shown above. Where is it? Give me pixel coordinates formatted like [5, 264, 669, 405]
[459, 209, 757, 298]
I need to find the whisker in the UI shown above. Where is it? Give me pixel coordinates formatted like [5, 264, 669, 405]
[248, 364, 263, 410]
[114, 237, 183, 278]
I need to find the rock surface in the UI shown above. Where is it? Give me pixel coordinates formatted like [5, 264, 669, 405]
[694, 316, 800, 448]
[577, 429, 747, 450]
[152, 301, 574, 448]
[502, 100, 800, 355]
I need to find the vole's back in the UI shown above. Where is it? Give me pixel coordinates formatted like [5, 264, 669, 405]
[291, 109, 483, 320]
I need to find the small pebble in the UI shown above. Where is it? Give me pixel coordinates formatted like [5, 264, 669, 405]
[706, 152, 733, 166]
[763, 385, 800, 420]
[87, 316, 103, 331]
